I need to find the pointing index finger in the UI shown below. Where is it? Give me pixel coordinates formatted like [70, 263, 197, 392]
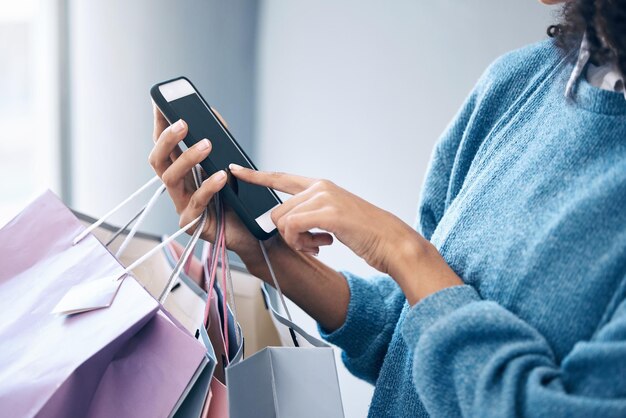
[228, 163, 315, 195]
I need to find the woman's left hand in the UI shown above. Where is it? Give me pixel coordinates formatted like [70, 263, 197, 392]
[229, 164, 463, 303]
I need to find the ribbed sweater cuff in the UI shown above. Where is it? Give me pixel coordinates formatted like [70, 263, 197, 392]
[402, 285, 480, 348]
[319, 272, 388, 357]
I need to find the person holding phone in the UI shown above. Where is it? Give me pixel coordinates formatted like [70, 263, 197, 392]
[149, 1, 626, 416]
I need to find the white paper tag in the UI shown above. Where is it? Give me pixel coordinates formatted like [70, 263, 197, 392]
[52, 275, 124, 315]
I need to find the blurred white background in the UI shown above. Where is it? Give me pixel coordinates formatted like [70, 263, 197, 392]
[0, 0, 60, 224]
[0, 1, 553, 416]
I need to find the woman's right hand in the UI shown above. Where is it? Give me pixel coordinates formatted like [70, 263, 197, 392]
[149, 104, 261, 260]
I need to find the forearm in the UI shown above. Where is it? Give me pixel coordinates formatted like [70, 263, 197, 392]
[240, 237, 350, 331]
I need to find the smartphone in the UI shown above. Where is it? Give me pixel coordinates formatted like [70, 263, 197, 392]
[150, 77, 281, 240]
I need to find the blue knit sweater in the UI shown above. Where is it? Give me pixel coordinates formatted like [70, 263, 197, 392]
[321, 39, 626, 417]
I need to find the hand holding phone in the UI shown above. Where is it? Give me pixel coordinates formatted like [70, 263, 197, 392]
[150, 77, 281, 240]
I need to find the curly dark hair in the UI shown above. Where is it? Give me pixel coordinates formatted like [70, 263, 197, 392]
[548, 0, 626, 77]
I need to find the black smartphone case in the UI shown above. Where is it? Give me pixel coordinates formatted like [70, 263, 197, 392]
[150, 76, 280, 241]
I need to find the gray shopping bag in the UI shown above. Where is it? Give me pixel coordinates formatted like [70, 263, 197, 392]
[226, 346, 344, 418]
[226, 264, 344, 417]
[225, 244, 345, 418]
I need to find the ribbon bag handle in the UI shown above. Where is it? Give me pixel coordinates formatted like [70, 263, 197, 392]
[59, 173, 205, 315]
[202, 192, 242, 359]
[158, 166, 206, 302]
[53, 214, 202, 315]
[258, 239, 300, 347]
[73, 175, 161, 245]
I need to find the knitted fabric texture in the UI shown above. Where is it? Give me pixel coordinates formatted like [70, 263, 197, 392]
[321, 38, 626, 417]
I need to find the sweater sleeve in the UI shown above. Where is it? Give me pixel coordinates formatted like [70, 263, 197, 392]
[402, 284, 626, 418]
[319, 271, 406, 384]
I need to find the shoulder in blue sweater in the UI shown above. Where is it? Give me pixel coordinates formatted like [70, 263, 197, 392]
[322, 38, 626, 417]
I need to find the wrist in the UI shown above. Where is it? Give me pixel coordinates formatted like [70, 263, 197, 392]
[389, 231, 463, 305]
[387, 232, 429, 288]
[236, 235, 286, 278]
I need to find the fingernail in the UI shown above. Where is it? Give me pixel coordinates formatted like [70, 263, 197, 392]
[215, 170, 226, 180]
[197, 138, 210, 151]
[173, 119, 185, 133]
[229, 163, 243, 171]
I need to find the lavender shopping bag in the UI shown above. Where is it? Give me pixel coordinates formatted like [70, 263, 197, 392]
[0, 191, 207, 418]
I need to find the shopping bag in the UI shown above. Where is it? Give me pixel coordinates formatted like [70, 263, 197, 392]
[225, 298, 345, 418]
[216, 260, 282, 357]
[226, 346, 344, 418]
[0, 191, 207, 418]
[73, 211, 179, 299]
[164, 240, 282, 357]
[173, 327, 217, 418]
[74, 212, 207, 335]
[260, 282, 327, 348]
[73, 212, 220, 418]
[79, 198, 234, 418]
[86, 310, 209, 418]
[225, 292, 344, 418]
[203, 257, 245, 417]
[156, 192, 245, 418]
[225, 243, 345, 418]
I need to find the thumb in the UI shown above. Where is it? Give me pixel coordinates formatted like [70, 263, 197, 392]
[211, 107, 229, 128]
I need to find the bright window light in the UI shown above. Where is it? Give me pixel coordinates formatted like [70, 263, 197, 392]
[0, 0, 59, 226]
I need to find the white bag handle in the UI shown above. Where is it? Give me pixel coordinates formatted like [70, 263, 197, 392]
[73, 175, 161, 245]
[259, 240, 293, 322]
[115, 215, 201, 280]
[159, 208, 207, 302]
[159, 165, 207, 303]
[259, 239, 302, 347]
[115, 184, 166, 258]
[71, 173, 203, 302]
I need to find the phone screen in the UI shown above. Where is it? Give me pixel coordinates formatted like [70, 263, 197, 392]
[168, 91, 280, 220]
